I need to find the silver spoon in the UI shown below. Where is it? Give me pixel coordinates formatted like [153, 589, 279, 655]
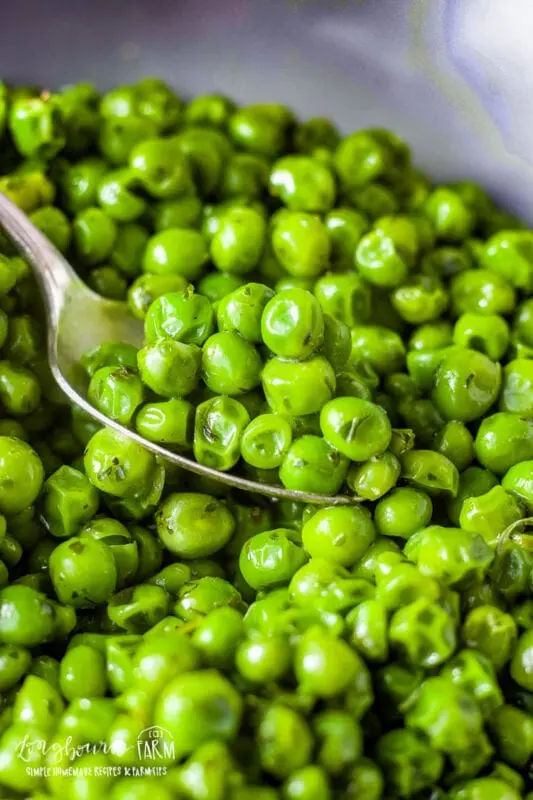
[0, 191, 356, 506]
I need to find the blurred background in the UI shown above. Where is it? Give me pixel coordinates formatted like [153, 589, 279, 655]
[1, 0, 533, 219]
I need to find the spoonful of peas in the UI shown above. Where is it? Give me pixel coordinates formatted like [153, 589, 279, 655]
[0, 191, 357, 505]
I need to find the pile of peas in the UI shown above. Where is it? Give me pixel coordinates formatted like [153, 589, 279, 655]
[0, 78, 532, 799]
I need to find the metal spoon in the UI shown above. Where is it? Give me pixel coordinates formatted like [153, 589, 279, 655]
[0, 191, 355, 506]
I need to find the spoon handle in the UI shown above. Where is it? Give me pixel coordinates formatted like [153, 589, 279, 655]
[0, 191, 81, 326]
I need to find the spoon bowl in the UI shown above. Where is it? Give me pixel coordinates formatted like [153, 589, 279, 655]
[0, 191, 356, 506]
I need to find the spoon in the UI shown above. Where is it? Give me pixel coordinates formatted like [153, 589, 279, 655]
[0, 191, 355, 506]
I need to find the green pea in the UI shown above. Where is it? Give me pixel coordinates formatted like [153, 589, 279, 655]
[0, 585, 59, 646]
[271, 211, 331, 278]
[313, 272, 371, 327]
[129, 136, 192, 198]
[240, 529, 307, 590]
[201, 331, 262, 395]
[320, 396, 391, 461]
[0, 436, 44, 514]
[80, 341, 139, 378]
[280, 435, 349, 495]
[209, 206, 266, 274]
[433, 419, 474, 471]
[485, 704, 533, 772]
[59, 644, 106, 700]
[30, 204, 71, 253]
[98, 114, 157, 164]
[0, 722, 48, 793]
[441, 649, 503, 718]
[127, 273, 189, 320]
[350, 325, 405, 375]
[137, 338, 200, 397]
[144, 287, 214, 345]
[514, 297, 533, 346]
[72, 206, 117, 265]
[108, 583, 170, 633]
[343, 759, 384, 800]
[409, 320, 453, 351]
[0, 644, 31, 691]
[391, 274, 449, 323]
[197, 271, 246, 304]
[452, 778, 521, 800]
[401, 449, 459, 495]
[236, 632, 292, 683]
[500, 358, 533, 415]
[79, 516, 139, 589]
[135, 397, 194, 449]
[88, 365, 145, 425]
[282, 766, 332, 800]
[156, 493, 235, 558]
[376, 561, 440, 611]
[320, 314, 351, 370]
[175, 576, 242, 621]
[346, 451, 401, 501]
[143, 227, 208, 281]
[312, 710, 362, 777]
[460, 485, 524, 547]
[59, 696, 116, 746]
[270, 155, 336, 212]
[481, 229, 533, 291]
[355, 228, 411, 288]
[424, 187, 475, 242]
[376, 729, 444, 797]
[389, 598, 456, 667]
[334, 130, 393, 190]
[450, 268, 516, 316]
[216, 282, 274, 343]
[0, 360, 41, 415]
[258, 703, 313, 779]
[42, 465, 99, 539]
[302, 506, 375, 567]
[229, 103, 291, 156]
[406, 525, 493, 587]
[192, 606, 244, 668]
[431, 348, 502, 422]
[502, 460, 533, 511]
[9, 95, 66, 159]
[453, 311, 510, 360]
[406, 675, 483, 754]
[476, 415, 533, 478]
[59, 156, 108, 213]
[345, 599, 388, 663]
[241, 414, 292, 470]
[49, 536, 117, 607]
[154, 669, 242, 759]
[96, 167, 146, 222]
[462, 605, 517, 671]
[194, 395, 250, 471]
[84, 428, 160, 499]
[375, 487, 433, 538]
[325, 207, 368, 269]
[262, 355, 335, 417]
[261, 288, 324, 360]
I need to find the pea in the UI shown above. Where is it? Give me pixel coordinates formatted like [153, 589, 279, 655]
[302, 506, 375, 567]
[279, 436, 349, 495]
[156, 493, 235, 559]
[240, 530, 307, 590]
[375, 487, 433, 539]
[154, 669, 242, 759]
[320, 397, 391, 461]
[143, 228, 208, 281]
